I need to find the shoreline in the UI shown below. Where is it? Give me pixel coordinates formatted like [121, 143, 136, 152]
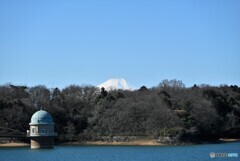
[0, 142, 29, 147]
[218, 138, 240, 142]
[1, 138, 239, 147]
[61, 139, 164, 146]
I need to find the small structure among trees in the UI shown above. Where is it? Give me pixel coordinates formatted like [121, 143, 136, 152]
[27, 109, 57, 149]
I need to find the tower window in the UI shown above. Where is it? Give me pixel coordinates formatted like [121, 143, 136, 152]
[32, 128, 36, 134]
[41, 129, 45, 134]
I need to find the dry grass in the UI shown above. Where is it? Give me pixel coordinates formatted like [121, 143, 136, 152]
[0, 142, 29, 147]
[62, 139, 164, 146]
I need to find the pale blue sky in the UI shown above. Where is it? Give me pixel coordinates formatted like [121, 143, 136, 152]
[0, 0, 240, 89]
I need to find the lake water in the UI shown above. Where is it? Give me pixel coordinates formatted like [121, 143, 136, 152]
[0, 142, 239, 161]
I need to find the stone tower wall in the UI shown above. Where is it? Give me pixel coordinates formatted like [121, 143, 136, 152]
[30, 137, 54, 149]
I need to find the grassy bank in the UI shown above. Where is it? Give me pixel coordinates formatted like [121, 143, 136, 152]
[0, 142, 29, 147]
[1, 138, 239, 147]
[60, 139, 163, 146]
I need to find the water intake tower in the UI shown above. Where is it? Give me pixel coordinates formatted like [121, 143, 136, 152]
[27, 110, 57, 149]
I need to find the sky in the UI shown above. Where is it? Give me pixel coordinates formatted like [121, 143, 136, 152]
[0, 0, 240, 89]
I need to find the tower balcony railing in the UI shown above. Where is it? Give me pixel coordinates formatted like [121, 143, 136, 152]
[27, 131, 57, 137]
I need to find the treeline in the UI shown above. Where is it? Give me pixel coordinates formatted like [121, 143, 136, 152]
[0, 80, 240, 143]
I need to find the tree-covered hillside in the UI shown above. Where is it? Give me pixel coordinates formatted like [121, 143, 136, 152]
[0, 80, 240, 143]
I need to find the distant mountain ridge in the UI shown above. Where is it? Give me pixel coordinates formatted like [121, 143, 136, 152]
[98, 78, 131, 91]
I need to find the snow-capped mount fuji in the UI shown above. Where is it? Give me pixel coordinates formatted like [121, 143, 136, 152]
[98, 78, 131, 91]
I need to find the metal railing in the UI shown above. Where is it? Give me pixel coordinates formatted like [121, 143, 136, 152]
[27, 131, 57, 137]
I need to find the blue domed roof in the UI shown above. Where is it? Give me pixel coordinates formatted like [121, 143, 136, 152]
[30, 110, 54, 125]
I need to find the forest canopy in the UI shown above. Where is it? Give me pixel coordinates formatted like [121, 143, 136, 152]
[0, 80, 240, 143]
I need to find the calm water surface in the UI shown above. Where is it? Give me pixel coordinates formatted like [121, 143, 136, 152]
[0, 142, 239, 161]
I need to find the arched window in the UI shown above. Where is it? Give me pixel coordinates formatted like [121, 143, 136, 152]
[32, 128, 36, 134]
